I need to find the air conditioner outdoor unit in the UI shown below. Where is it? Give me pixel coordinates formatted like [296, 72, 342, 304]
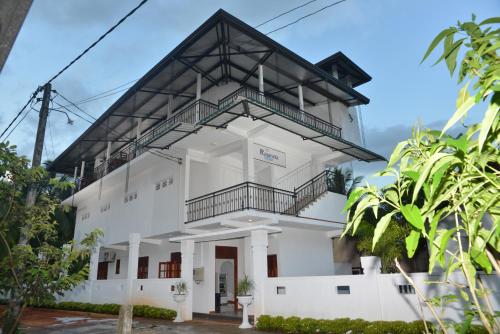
[103, 251, 116, 263]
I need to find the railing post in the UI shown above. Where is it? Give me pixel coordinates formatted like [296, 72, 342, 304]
[293, 187, 298, 216]
[246, 183, 250, 209]
[212, 193, 215, 218]
[272, 188, 276, 213]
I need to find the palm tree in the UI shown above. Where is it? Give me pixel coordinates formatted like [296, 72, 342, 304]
[326, 167, 363, 196]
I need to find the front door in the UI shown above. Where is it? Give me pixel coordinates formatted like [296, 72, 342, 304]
[137, 256, 149, 279]
[97, 262, 108, 280]
[215, 246, 238, 312]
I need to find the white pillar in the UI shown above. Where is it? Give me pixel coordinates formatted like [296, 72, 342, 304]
[72, 166, 78, 195]
[105, 141, 112, 174]
[258, 64, 264, 93]
[242, 139, 254, 182]
[251, 229, 268, 320]
[118, 233, 140, 334]
[297, 84, 304, 111]
[78, 161, 85, 190]
[136, 119, 142, 139]
[180, 239, 195, 321]
[331, 64, 339, 79]
[196, 73, 202, 100]
[88, 242, 101, 281]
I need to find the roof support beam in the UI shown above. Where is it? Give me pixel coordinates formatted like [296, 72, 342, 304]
[138, 88, 195, 99]
[179, 49, 271, 60]
[176, 57, 219, 85]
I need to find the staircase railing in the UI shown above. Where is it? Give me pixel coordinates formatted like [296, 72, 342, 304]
[186, 170, 337, 223]
[274, 161, 312, 191]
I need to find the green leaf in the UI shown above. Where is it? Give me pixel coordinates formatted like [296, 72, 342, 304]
[445, 38, 464, 75]
[343, 187, 366, 212]
[372, 212, 394, 251]
[401, 204, 424, 230]
[387, 141, 407, 167]
[405, 230, 420, 258]
[478, 92, 499, 152]
[462, 253, 477, 290]
[442, 83, 475, 134]
[479, 17, 500, 25]
[412, 152, 456, 203]
[421, 27, 457, 63]
[460, 290, 469, 302]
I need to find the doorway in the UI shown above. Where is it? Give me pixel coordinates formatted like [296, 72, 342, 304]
[215, 246, 238, 312]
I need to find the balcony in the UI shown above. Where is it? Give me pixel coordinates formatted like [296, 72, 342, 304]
[185, 170, 336, 223]
[79, 85, 381, 192]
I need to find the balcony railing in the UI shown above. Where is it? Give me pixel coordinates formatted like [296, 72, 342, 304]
[217, 86, 342, 139]
[80, 86, 344, 192]
[185, 170, 338, 223]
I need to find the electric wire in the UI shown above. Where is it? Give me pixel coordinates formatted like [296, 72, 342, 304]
[254, 0, 318, 28]
[265, 0, 347, 35]
[0, 88, 41, 141]
[47, 0, 149, 84]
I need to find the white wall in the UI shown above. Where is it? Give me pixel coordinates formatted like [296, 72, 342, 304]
[300, 192, 347, 223]
[270, 227, 335, 277]
[264, 271, 499, 322]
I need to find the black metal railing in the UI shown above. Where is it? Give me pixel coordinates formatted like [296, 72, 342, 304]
[80, 86, 343, 192]
[217, 87, 342, 139]
[185, 170, 337, 223]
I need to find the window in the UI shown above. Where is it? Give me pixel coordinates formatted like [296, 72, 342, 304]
[337, 286, 350, 294]
[158, 252, 181, 278]
[115, 259, 120, 275]
[267, 254, 278, 277]
[137, 256, 149, 279]
[398, 284, 415, 294]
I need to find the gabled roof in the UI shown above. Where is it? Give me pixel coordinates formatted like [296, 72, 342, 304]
[315, 51, 372, 88]
[50, 9, 375, 174]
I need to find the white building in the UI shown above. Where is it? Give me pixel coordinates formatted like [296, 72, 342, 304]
[51, 10, 498, 323]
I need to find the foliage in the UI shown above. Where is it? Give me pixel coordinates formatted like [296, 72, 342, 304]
[256, 315, 436, 334]
[236, 274, 255, 296]
[0, 142, 101, 334]
[174, 280, 188, 295]
[326, 167, 363, 196]
[29, 301, 176, 320]
[343, 16, 499, 333]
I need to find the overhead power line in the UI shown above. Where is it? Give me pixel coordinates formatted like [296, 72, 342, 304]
[47, 0, 149, 84]
[266, 0, 347, 35]
[254, 0, 318, 28]
[0, 88, 41, 142]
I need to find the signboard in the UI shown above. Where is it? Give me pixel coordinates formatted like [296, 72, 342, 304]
[253, 143, 286, 168]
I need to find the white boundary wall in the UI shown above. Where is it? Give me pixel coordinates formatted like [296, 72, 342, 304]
[59, 278, 178, 310]
[263, 272, 499, 322]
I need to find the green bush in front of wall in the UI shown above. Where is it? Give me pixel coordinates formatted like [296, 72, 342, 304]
[256, 315, 441, 334]
[26, 301, 176, 320]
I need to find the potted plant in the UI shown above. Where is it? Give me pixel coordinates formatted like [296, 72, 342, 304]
[236, 275, 255, 329]
[172, 280, 188, 322]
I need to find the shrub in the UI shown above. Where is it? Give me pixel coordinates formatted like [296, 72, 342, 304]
[28, 302, 175, 320]
[255, 315, 450, 334]
[283, 316, 301, 333]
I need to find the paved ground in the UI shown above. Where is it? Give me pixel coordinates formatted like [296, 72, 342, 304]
[7, 307, 269, 333]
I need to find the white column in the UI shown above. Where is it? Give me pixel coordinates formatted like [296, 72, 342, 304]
[196, 73, 202, 123]
[196, 73, 202, 100]
[88, 242, 101, 281]
[118, 233, 140, 334]
[181, 239, 195, 321]
[136, 118, 142, 139]
[251, 229, 268, 320]
[105, 141, 112, 174]
[331, 64, 339, 79]
[242, 139, 254, 182]
[258, 64, 264, 93]
[72, 166, 78, 195]
[297, 84, 304, 111]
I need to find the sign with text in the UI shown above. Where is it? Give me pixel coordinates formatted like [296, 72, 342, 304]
[253, 143, 286, 168]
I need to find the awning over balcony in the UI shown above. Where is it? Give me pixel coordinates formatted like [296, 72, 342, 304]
[50, 9, 374, 174]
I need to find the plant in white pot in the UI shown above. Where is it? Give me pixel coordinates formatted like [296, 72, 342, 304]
[172, 280, 188, 323]
[236, 275, 255, 329]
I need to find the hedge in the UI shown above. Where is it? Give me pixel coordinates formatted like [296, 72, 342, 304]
[30, 301, 176, 321]
[256, 315, 489, 334]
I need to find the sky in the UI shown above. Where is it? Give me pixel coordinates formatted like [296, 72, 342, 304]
[0, 0, 498, 184]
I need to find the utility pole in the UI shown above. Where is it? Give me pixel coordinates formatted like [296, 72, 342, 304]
[22, 82, 51, 244]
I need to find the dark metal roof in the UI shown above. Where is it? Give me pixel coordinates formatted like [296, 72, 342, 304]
[315, 51, 372, 88]
[50, 9, 376, 174]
